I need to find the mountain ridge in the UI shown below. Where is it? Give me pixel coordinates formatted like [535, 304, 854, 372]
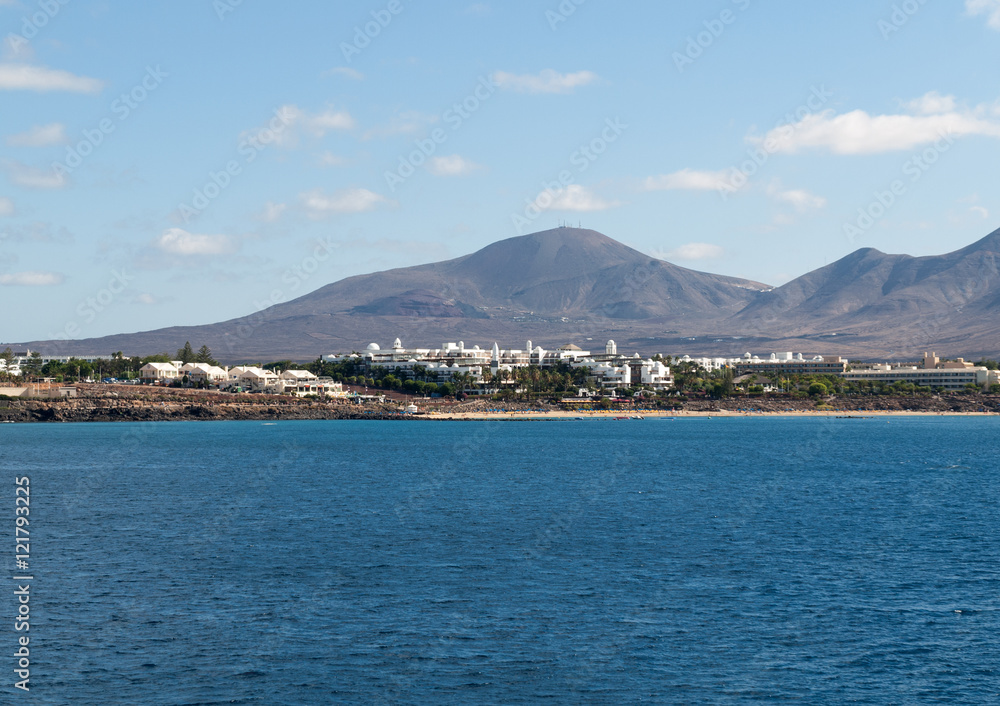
[8, 226, 1000, 361]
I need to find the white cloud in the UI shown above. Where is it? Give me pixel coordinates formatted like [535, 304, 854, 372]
[644, 169, 734, 191]
[303, 108, 355, 134]
[323, 66, 364, 80]
[300, 188, 389, 217]
[767, 182, 827, 211]
[154, 228, 236, 256]
[0, 270, 64, 286]
[657, 243, 725, 261]
[1, 221, 71, 243]
[257, 201, 287, 223]
[317, 151, 348, 167]
[3, 159, 68, 189]
[493, 69, 598, 94]
[464, 3, 491, 14]
[904, 91, 957, 115]
[362, 111, 437, 140]
[756, 92, 1000, 154]
[0, 197, 13, 216]
[427, 154, 481, 176]
[534, 184, 620, 212]
[971, 205, 990, 219]
[6, 122, 67, 147]
[245, 104, 355, 149]
[0, 63, 103, 92]
[967, 0, 1000, 29]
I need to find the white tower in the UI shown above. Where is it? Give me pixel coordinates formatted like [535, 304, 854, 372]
[606, 340, 617, 355]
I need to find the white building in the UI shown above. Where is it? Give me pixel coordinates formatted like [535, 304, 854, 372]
[179, 363, 229, 384]
[236, 367, 281, 392]
[140, 362, 179, 382]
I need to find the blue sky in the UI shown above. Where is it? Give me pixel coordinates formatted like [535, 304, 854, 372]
[2, 0, 999, 344]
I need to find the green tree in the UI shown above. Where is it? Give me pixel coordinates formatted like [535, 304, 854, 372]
[24, 352, 43, 378]
[196, 345, 217, 365]
[176, 342, 195, 364]
[808, 382, 828, 396]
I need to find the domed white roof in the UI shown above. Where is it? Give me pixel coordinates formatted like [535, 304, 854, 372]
[366, 343, 381, 351]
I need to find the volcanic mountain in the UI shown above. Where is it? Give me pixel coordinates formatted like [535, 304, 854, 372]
[728, 227, 1000, 356]
[11, 226, 1000, 361]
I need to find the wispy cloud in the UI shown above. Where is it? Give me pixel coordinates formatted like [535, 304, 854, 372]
[0, 63, 103, 93]
[0, 221, 72, 242]
[154, 228, 237, 256]
[0, 270, 65, 286]
[756, 92, 1000, 154]
[300, 188, 390, 217]
[244, 104, 355, 149]
[643, 169, 734, 191]
[0, 197, 12, 217]
[317, 151, 348, 167]
[464, 3, 491, 15]
[362, 111, 437, 140]
[2, 159, 68, 189]
[493, 69, 598, 94]
[427, 154, 482, 176]
[6, 122, 67, 147]
[767, 182, 826, 211]
[323, 66, 365, 80]
[256, 201, 287, 223]
[966, 0, 1000, 29]
[655, 243, 725, 261]
[535, 184, 620, 212]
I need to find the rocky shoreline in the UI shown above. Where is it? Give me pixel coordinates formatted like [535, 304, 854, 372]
[1, 385, 998, 423]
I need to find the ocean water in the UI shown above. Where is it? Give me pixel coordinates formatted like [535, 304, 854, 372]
[2, 417, 999, 704]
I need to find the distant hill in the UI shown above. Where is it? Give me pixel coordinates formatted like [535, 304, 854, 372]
[10, 226, 1000, 361]
[728, 227, 1000, 357]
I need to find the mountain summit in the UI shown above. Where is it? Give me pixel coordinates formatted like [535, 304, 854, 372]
[12, 226, 1000, 360]
[729, 226, 1000, 354]
[271, 227, 768, 324]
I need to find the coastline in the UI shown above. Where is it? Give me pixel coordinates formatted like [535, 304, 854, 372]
[1, 383, 997, 424]
[423, 409, 999, 421]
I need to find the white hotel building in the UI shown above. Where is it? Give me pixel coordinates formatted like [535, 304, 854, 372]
[340, 338, 673, 391]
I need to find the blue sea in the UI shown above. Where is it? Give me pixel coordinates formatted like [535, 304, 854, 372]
[3, 417, 1000, 704]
